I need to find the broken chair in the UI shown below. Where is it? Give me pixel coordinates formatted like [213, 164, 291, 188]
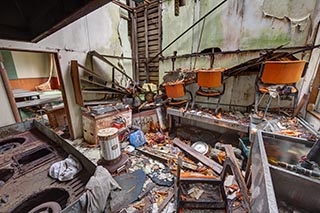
[191, 68, 225, 113]
[165, 81, 192, 109]
[254, 60, 307, 117]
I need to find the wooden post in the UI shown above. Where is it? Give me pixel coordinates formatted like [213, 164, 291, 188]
[70, 60, 84, 106]
[0, 53, 21, 123]
[131, 0, 139, 82]
[144, 6, 150, 82]
[55, 54, 75, 139]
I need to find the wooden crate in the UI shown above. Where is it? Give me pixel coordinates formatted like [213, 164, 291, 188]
[82, 108, 132, 146]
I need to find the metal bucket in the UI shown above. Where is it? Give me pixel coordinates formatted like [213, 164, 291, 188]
[98, 128, 120, 161]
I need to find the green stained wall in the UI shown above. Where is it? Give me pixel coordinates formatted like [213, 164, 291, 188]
[161, 0, 317, 59]
[159, 0, 320, 110]
[0, 50, 17, 80]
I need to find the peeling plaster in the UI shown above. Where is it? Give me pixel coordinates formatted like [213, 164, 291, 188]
[159, 0, 320, 109]
[263, 11, 311, 32]
[262, 0, 315, 33]
[262, 0, 316, 20]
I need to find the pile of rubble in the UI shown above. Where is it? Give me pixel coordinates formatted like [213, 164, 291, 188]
[115, 129, 250, 212]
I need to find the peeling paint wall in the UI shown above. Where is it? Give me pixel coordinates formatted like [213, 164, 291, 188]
[160, 0, 320, 111]
[0, 3, 132, 138]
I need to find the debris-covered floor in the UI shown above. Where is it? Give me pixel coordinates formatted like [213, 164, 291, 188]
[72, 127, 249, 212]
[67, 106, 319, 212]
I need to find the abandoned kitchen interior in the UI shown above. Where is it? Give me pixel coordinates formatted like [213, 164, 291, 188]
[0, 0, 320, 212]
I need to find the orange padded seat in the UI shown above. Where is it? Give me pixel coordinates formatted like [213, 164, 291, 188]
[261, 61, 306, 84]
[258, 84, 298, 94]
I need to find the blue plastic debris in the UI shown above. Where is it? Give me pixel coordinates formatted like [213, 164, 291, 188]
[129, 130, 146, 147]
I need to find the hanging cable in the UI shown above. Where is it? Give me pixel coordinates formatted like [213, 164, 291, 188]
[193, 18, 206, 69]
[148, 0, 227, 64]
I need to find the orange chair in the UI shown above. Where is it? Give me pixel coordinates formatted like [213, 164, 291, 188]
[192, 68, 225, 113]
[254, 60, 307, 116]
[165, 81, 192, 107]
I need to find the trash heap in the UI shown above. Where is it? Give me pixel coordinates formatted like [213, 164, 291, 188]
[115, 127, 250, 212]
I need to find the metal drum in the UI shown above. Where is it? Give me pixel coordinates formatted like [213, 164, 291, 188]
[98, 127, 120, 161]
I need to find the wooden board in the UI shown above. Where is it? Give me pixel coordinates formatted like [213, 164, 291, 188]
[173, 138, 223, 174]
[70, 60, 83, 106]
[9, 77, 60, 91]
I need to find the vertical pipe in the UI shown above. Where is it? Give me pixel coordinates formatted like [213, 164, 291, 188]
[0, 53, 21, 122]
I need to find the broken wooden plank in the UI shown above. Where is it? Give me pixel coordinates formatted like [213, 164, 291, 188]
[293, 93, 308, 117]
[80, 78, 128, 94]
[71, 60, 84, 106]
[173, 138, 223, 174]
[137, 183, 156, 201]
[224, 145, 251, 208]
[136, 147, 172, 163]
[158, 189, 174, 212]
[78, 63, 106, 81]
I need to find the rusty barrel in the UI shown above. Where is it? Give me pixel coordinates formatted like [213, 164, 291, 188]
[97, 127, 120, 161]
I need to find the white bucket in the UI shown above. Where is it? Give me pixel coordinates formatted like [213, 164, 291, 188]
[98, 127, 120, 161]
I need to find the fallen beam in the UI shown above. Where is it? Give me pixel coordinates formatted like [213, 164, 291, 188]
[158, 189, 174, 212]
[224, 145, 251, 208]
[173, 138, 223, 174]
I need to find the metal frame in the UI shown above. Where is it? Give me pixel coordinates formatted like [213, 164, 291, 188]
[70, 60, 129, 106]
[192, 71, 225, 114]
[167, 108, 249, 133]
[246, 130, 320, 212]
[175, 157, 226, 211]
[0, 120, 96, 212]
[254, 62, 302, 116]
[175, 145, 251, 212]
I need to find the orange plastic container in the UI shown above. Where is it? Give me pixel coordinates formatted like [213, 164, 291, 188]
[197, 68, 224, 88]
[165, 82, 185, 98]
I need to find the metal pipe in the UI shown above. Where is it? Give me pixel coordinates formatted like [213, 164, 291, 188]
[100, 54, 133, 60]
[224, 43, 320, 78]
[89, 50, 133, 82]
[148, 0, 228, 64]
[297, 116, 320, 137]
[160, 45, 315, 61]
[194, 101, 250, 109]
[0, 53, 21, 123]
